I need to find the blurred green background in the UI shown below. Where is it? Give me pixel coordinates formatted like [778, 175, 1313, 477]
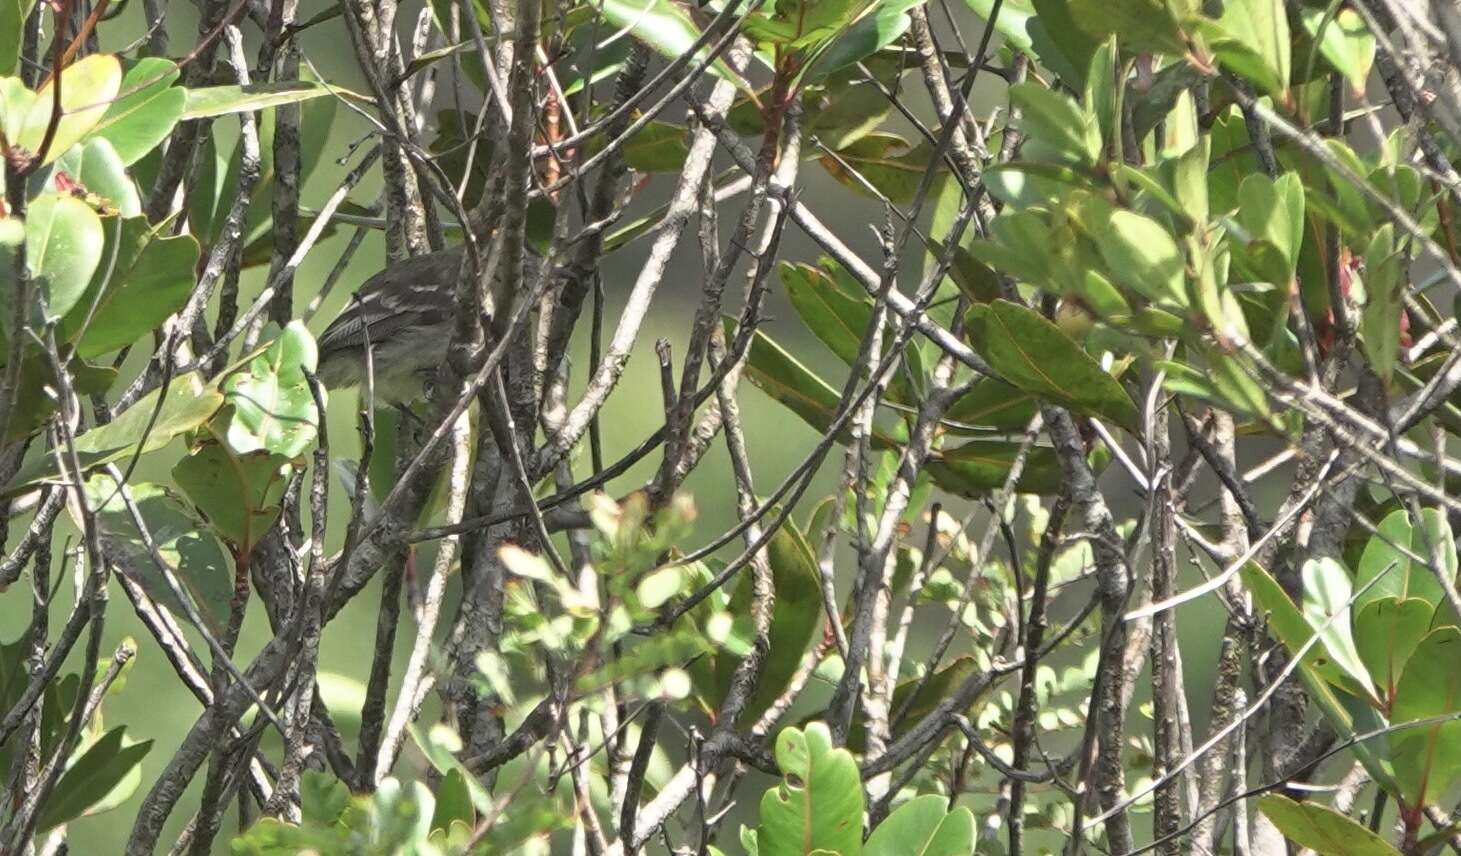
[0, 1, 1245, 850]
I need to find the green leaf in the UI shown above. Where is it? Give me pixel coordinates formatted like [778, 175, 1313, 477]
[1356, 507, 1456, 615]
[927, 440, 1065, 496]
[0, 0, 36, 75]
[1236, 172, 1305, 282]
[1008, 83, 1102, 165]
[781, 261, 871, 367]
[945, 377, 1038, 431]
[12, 54, 122, 165]
[173, 444, 290, 554]
[180, 80, 339, 120]
[1256, 794, 1401, 856]
[1027, 0, 1102, 84]
[1241, 562, 1398, 792]
[1299, 557, 1375, 700]
[5, 375, 223, 492]
[1390, 626, 1461, 808]
[621, 121, 689, 172]
[37, 727, 152, 832]
[430, 769, 477, 833]
[25, 192, 105, 320]
[59, 216, 200, 359]
[700, 515, 824, 724]
[963, 0, 1035, 52]
[1066, 0, 1187, 56]
[819, 132, 930, 203]
[964, 300, 1140, 432]
[1359, 224, 1404, 381]
[593, 0, 747, 88]
[1354, 597, 1432, 703]
[300, 770, 351, 827]
[1201, 0, 1291, 98]
[82, 474, 234, 634]
[866, 794, 976, 856]
[87, 57, 186, 165]
[730, 318, 902, 448]
[1242, 560, 1374, 700]
[219, 321, 322, 459]
[757, 723, 864, 856]
[802, 0, 921, 83]
[50, 137, 141, 216]
[1096, 211, 1188, 308]
[1299, 7, 1374, 94]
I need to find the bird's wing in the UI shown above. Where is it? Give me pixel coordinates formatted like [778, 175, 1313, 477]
[318, 248, 463, 357]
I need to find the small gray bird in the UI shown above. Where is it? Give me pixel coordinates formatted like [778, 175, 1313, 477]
[315, 248, 466, 403]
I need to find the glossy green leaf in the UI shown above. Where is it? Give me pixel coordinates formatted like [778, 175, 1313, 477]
[86, 57, 186, 165]
[1300, 7, 1374, 94]
[7, 376, 223, 492]
[1027, 0, 1102, 84]
[945, 378, 1038, 431]
[593, 0, 745, 88]
[1242, 561, 1373, 701]
[1237, 173, 1305, 281]
[730, 318, 902, 448]
[622, 121, 689, 172]
[181, 80, 338, 120]
[964, 300, 1140, 431]
[220, 321, 322, 459]
[59, 216, 200, 359]
[963, 0, 1035, 51]
[50, 137, 141, 216]
[1354, 597, 1432, 703]
[781, 261, 871, 366]
[1299, 557, 1375, 700]
[927, 440, 1064, 496]
[25, 192, 105, 321]
[802, 0, 921, 82]
[1066, 0, 1187, 56]
[82, 474, 234, 634]
[1008, 82, 1102, 165]
[0, 0, 36, 75]
[1256, 794, 1401, 856]
[11, 54, 122, 165]
[1241, 562, 1398, 792]
[173, 444, 290, 554]
[1356, 507, 1456, 615]
[1200, 0, 1291, 98]
[37, 727, 152, 832]
[1390, 626, 1461, 808]
[866, 794, 975, 856]
[757, 723, 864, 856]
[701, 514, 824, 725]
